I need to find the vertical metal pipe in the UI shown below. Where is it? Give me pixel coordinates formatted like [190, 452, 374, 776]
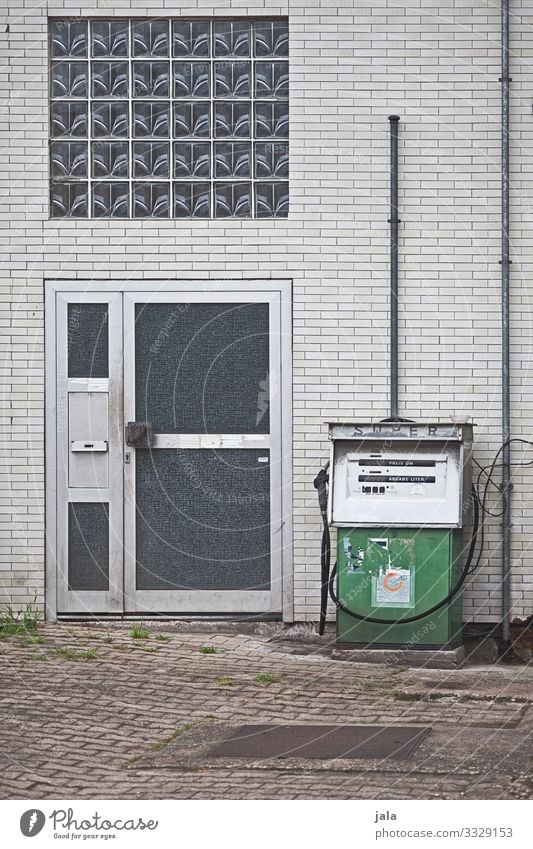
[389, 115, 400, 420]
[501, 0, 512, 650]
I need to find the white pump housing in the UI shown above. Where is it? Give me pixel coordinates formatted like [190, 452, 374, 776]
[328, 421, 473, 529]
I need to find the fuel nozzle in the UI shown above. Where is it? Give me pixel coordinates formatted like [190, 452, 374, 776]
[313, 466, 329, 516]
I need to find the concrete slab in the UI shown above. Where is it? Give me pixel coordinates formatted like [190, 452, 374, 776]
[331, 645, 465, 669]
[127, 719, 533, 802]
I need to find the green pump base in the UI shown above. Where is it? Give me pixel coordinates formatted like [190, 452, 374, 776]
[336, 527, 463, 649]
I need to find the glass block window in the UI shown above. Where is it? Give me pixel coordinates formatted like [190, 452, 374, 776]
[49, 18, 289, 218]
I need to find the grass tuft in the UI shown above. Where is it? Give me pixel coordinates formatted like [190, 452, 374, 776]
[18, 635, 44, 646]
[199, 645, 217, 654]
[255, 673, 281, 685]
[55, 647, 97, 662]
[131, 623, 150, 640]
[0, 602, 41, 637]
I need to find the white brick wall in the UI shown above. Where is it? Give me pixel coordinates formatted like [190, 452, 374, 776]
[1, 0, 532, 623]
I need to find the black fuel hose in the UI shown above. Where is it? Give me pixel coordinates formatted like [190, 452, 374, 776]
[319, 521, 331, 636]
[317, 477, 480, 629]
[314, 466, 330, 636]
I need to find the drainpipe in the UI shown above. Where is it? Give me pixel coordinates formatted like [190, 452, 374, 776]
[501, 0, 513, 656]
[389, 115, 400, 421]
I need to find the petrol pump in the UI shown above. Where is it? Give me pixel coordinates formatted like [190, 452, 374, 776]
[315, 421, 478, 649]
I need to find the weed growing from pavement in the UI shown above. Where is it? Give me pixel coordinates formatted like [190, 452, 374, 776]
[215, 676, 234, 686]
[150, 723, 195, 751]
[255, 673, 281, 684]
[0, 602, 40, 637]
[18, 635, 44, 646]
[55, 647, 97, 661]
[127, 718, 216, 766]
[199, 645, 217, 654]
[131, 623, 150, 640]
[155, 634, 171, 641]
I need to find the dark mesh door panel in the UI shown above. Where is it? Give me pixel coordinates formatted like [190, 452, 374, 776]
[135, 449, 271, 591]
[68, 502, 109, 590]
[134, 302, 269, 433]
[67, 303, 108, 377]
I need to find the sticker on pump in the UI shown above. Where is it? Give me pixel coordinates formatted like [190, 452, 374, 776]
[373, 568, 414, 608]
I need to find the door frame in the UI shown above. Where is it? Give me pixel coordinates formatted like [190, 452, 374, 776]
[45, 279, 293, 621]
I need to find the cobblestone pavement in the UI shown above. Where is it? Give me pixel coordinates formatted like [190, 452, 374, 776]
[1, 623, 532, 800]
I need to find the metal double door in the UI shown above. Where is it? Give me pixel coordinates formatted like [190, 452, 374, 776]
[49, 284, 286, 616]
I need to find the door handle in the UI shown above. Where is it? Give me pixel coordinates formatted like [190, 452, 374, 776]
[125, 421, 153, 448]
